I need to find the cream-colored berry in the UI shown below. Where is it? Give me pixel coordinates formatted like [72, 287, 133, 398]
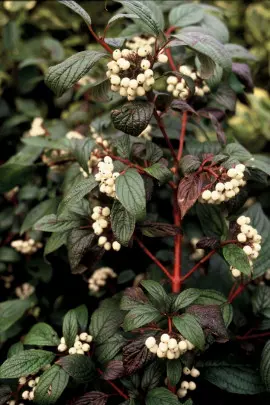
[28, 380, 35, 388]
[232, 268, 241, 278]
[168, 338, 178, 350]
[149, 344, 158, 354]
[227, 168, 237, 178]
[138, 47, 148, 57]
[137, 73, 145, 84]
[119, 87, 128, 97]
[202, 190, 212, 200]
[166, 350, 175, 360]
[160, 333, 170, 343]
[158, 53, 168, 63]
[137, 86, 146, 96]
[253, 243, 261, 252]
[215, 182, 225, 192]
[190, 367, 200, 378]
[76, 349, 84, 355]
[211, 191, 221, 201]
[159, 342, 168, 352]
[145, 336, 156, 349]
[19, 377, 27, 385]
[29, 391, 35, 400]
[82, 343, 90, 352]
[157, 348, 166, 358]
[121, 77, 130, 87]
[243, 245, 253, 255]
[181, 381, 189, 390]
[188, 381, 197, 390]
[144, 69, 154, 78]
[69, 347, 77, 354]
[74, 341, 82, 349]
[112, 241, 121, 251]
[129, 79, 138, 89]
[237, 216, 247, 226]
[58, 343, 67, 352]
[177, 388, 187, 398]
[172, 89, 179, 98]
[178, 340, 188, 351]
[237, 233, 247, 243]
[79, 332, 88, 341]
[86, 334, 93, 343]
[22, 391, 30, 400]
[167, 76, 178, 85]
[186, 340, 195, 350]
[141, 59, 151, 70]
[225, 182, 233, 190]
[113, 50, 121, 60]
[235, 164, 245, 172]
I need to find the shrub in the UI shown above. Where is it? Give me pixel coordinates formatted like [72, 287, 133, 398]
[0, 1, 270, 404]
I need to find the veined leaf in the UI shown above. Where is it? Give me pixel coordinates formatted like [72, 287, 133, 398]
[173, 313, 205, 350]
[58, 0, 91, 26]
[24, 323, 59, 346]
[34, 364, 69, 405]
[111, 200, 135, 246]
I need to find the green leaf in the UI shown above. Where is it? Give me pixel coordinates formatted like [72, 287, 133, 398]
[145, 141, 163, 164]
[173, 32, 232, 72]
[196, 204, 227, 238]
[74, 305, 89, 331]
[63, 309, 78, 348]
[223, 244, 251, 275]
[0, 350, 55, 378]
[260, 341, 270, 391]
[95, 333, 126, 364]
[115, 0, 161, 36]
[58, 354, 95, 383]
[193, 289, 233, 327]
[173, 313, 205, 350]
[140, 280, 168, 309]
[246, 155, 270, 177]
[144, 163, 172, 184]
[123, 303, 161, 331]
[34, 364, 69, 405]
[67, 229, 95, 274]
[7, 342, 24, 358]
[203, 365, 265, 394]
[111, 101, 154, 137]
[245, 203, 270, 279]
[44, 232, 68, 256]
[0, 299, 32, 333]
[35, 214, 81, 233]
[115, 169, 146, 220]
[111, 201, 135, 246]
[252, 286, 270, 319]
[172, 289, 201, 311]
[223, 143, 251, 162]
[45, 51, 107, 97]
[146, 387, 179, 405]
[57, 176, 97, 216]
[225, 44, 256, 61]
[0, 247, 20, 263]
[24, 323, 59, 347]
[108, 13, 139, 26]
[167, 359, 182, 386]
[90, 306, 123, 344]
[22, 137, 69, 150]
[201, 13, 229, 44]
[169, 4, 204, 27]
[115, 134, 131, 159]
[21, 199, 59, 234]
[69, 138, 95, 174]
[141, 361, 163, 391]
[0, 162, 35, 193]
[58, 0, 91, 25]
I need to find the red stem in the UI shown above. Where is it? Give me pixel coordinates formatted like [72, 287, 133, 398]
[177, 111, 188, 162]
[97, 369, 128, 400]
[228, 281, 237, 302]
[88, 25, 113, 54]
[168, 317, 172, 333]
[228, 283, 246, 303]
[236, 332, 270, 341]
[134, 236, 173, 281]
[165, 26, 177, 72]
[172, 192, 181, 292]
[153, 109, 178, 164]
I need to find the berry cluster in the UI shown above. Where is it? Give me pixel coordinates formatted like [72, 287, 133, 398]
[200, 164, 246, 204]
[91, 206, 121, 251]
[106, 48, 167, 101]
[19, 376, 40, 402]
[88, 267, 117, 292]
[138, 124, 152, 141]
[230, 215, 262, 278]
[126, 36, 155, 53]
[90, 125, 110, 149]
[176, 367, 200, 398]
[28, 117, 46, 137]
[58, 333, 93, 355]
[94, 156, 119, 198]
[41, 149, 69, 173]
[15, 283, 35, 299]
[166, 65, 210, 100]
[145, 334, 195, 360]
[11, 239, 43, 255]
[66, 130, 84, 140]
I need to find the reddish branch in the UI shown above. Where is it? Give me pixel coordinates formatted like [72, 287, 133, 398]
[88, 25, 113, 54]
[173, 192, 181, 292]
[165, 26, 177, 72]
[97, 369, 128, 400]
[134, 236, 173, 281]
[177, 111, 188, 162]
[236, 332, 270, 341]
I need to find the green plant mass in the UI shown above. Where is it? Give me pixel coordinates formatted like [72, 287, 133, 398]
[0, 1, 270, 404]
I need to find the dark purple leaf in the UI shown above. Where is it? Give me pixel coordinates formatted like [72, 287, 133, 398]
[196, 237, 220, 250]
[123, 336, 152, 375]
[180, 155, 201, 174]
[67, 229, 96, 274]
[232, 63, 254, 93]
[198, 109, 226, 145]
[187, 305, 228, 342]
[211, 84, 237, 112]
[177, 173, 204, 218]
[138, 222, 181, 237]
[74, 391, 108, 405]
[171, 100, 197, 115]
[120, 287, 149, 311]
[111, 101, 154, 136]
[103, 360, 125, 381]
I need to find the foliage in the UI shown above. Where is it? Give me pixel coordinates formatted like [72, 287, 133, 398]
[0, 1, 269, 405]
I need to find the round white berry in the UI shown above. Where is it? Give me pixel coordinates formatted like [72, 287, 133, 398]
[112, 241, 121, 251]
[231, 179, 239, 187]
[19, 377, 27, 385]
[186, 340, 195, 350]
[176, 82, 184, 91]
[159, 342, 168, 352]
[121, 49, 130, 57]
[127, 88, 136, 96]
[235, 163, 245, 173]
[167, 76, 178, 85]
[202, 190, 212, 200]
[160, 333, 170, 343]
[190, 367, 200, 378]
[102, 207, 110, 216]
[167, 84, 174, 92]
[76, 349, 84, 355]
[119, 87, 128, 97]
[113, 50, 121, 60]
[251, 251, 259, 259]
[227, 168, 237, 178]
[237, 233, 247, 243]
[137, 86, 146, 96]
[127, 95, 135, 101]
[225, 182, 233, 190]
[82, 343, 90, 352]
[166, 350, 175, 359]
[129, 79, 138, 89]
[215, 182, 225, 192]
[138, 47, 148, 57]
[29, 391, 35, 400]
[122, 60, 130, 70]
[172, 89, 179, 98]
[157, 348, 166, 358]
[225, 190, 235, 199]
[74, 341, 82, 349]
[243, 245, 253, 255]
[22, 391, 30, 400]
[144, 69, 153, 78]
[235, 172, 244, 180]
[145, 336, 156, 349]
[158, 54, 168, 63]
[177, 388, 187, 398]
[181, 381, 189, 390]
[60, 337, 66, 344]
[121, 77, 130, 87]
[141, 59, 151, 70]
[28, 380, 35, 388]
[86, 334, 93, 343]
[111, 84, 120, 92]
[58, 343, 67, 352]
[110, 75, 121, 85]
[69, 347, 77, 354]
[211, 191, 221, 201]
[253, 243, 261, 252]
[98, 236, 107, 246]
[149, 344, 158, 354]
[137, 73, 145, 84]
[178, 340, 188, 351]
[189, 381, 196, 390]
[80, 332, 88, 341]
[168, 338, 178, 350]
[237, 216, 247, 226]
